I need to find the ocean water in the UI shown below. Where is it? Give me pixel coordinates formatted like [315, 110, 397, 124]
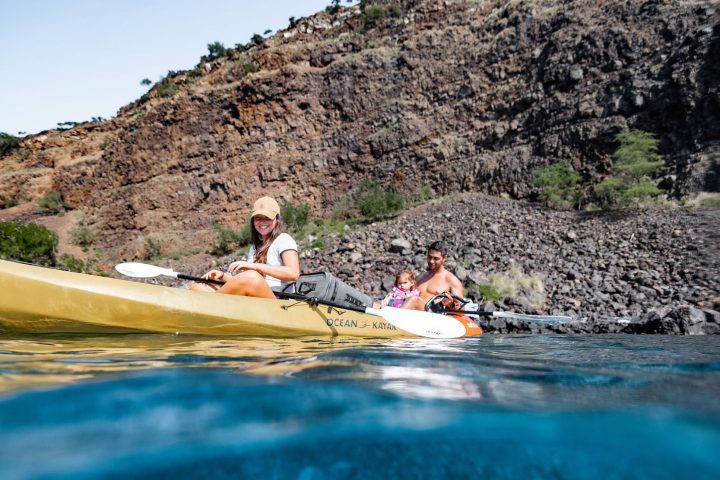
[0, 334, 719, 479]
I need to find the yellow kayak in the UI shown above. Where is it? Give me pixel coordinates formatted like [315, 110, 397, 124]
[0, 260, 414, 337]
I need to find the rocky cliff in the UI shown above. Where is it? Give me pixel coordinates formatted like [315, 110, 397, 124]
[1, 0, 718, 261]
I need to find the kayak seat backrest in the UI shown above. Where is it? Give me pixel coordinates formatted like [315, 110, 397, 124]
[285, 272, 373, 309]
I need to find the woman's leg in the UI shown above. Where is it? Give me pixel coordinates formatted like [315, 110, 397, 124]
[218, 270, 276, 298]
[190, 282, 219, 292]
[189, 269, 223, 292]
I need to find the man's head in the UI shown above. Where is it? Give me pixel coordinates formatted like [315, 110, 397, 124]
[426, 241, 448, 272]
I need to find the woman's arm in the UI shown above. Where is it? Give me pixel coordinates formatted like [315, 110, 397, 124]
[228, 249, 300, 281]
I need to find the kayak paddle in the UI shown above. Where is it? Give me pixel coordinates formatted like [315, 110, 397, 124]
[115, 262, 468, 339]
[441, 308, 572, 324]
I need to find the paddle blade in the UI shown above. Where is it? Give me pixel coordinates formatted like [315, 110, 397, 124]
[369, 307, 468, 339]
[115, 262, 177, 279]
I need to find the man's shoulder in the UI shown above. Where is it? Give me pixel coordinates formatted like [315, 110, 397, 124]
[444, 269, 460, 281]
[416, 271, 433, 283]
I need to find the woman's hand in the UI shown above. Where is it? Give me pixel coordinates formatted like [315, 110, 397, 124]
[202, 269, 226, 282]
[228, 261, 253, 273]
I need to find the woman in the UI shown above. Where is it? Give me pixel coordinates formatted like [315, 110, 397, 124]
[191, 196, 300, 298]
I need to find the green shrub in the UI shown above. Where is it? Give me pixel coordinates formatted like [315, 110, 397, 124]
[156, 82, 180, 98]
[280, 200, 311, 235]
[0, 132, 20, 156]
[206, 41, 227, 59]
[623, 180, 663, 201]
[356, 180, 404, 221]
[594, 176, 623, 207]
[467, 279, 501, 302]
[36, 191, 64, 213]
[613, 130, 663, 180]
[2, 198, 18, 209]
[329, 181, 406, 221]
[0, 221, 58, 266]
[140, 78, 152, 86]
[298, 218, 351, 251]
[332, 195, 355, 220]
[211, 222, 251, 256]
[360, 4, 385, 30]
[57, 121, 79, 130]
[533, 162, 582, 209]
[326, 0, 342, 13]
[242, 62, 258, 75]
[70, 225, 94, 247]
[388, 5, 402, 17]
[478, 283, 500, 302]
[406, 184, 433, 206]
[594, 130, 664, 209]
[57, 253, 85, 273]
[143, 236, 162, 260]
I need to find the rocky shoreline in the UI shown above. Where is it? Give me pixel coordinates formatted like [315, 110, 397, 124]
[295, 194, 719, 335]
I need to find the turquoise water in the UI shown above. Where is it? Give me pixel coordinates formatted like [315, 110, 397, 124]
[1, 335, 719, 479]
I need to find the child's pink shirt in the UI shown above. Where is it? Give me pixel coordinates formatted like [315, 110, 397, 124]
[383, 286, 420, 308]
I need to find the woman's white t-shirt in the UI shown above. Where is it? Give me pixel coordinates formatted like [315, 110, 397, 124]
[246, 233, 298, 289]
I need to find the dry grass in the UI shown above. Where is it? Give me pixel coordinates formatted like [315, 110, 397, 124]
[686, 192, 720, 208]
[488, 265, 547, 310]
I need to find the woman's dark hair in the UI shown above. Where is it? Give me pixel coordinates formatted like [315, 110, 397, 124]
[427, 241, 448, 256]
[251, 216, 286, 264]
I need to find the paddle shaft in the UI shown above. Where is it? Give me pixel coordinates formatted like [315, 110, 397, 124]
[178, 273, 225, 286]
[187, 274, 366, 312]
[438, 309, 494, 317]
[441, 308, 571, 323]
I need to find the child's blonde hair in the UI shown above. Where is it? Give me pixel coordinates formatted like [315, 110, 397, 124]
[395, 269, 416, 286]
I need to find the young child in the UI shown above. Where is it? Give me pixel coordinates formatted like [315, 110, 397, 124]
[382, 270, 421, 308]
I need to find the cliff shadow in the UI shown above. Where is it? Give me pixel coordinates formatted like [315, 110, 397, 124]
[698, 20, 720, 192]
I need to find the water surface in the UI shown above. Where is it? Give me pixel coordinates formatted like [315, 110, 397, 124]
[1, 334, 718, 479]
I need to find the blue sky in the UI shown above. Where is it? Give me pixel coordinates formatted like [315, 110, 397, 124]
[1, 0, 344, 136]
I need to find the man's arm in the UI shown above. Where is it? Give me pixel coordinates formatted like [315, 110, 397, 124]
[448, 272, 464, 298]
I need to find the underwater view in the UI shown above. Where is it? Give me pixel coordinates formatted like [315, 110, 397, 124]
[1, 334, 719, 479]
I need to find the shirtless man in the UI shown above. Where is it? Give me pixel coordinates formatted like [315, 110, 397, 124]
[402, 241, 464, 310]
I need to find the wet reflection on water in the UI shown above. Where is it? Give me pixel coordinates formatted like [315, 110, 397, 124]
[0, 335, 390, 393]
[2, 334, 719, 413]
